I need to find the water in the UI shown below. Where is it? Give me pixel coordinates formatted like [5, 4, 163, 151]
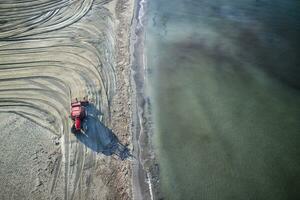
[144, 0, 300, 199]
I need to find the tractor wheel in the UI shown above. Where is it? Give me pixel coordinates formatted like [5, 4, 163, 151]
[71, 124, 76, 133]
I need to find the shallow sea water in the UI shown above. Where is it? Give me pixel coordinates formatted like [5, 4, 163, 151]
[145, 0, 300, 199]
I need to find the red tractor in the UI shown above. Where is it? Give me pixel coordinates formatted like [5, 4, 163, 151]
[70, 98, 89, 133]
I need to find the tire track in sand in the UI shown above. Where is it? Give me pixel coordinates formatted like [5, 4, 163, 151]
[0, 0, 116, 199]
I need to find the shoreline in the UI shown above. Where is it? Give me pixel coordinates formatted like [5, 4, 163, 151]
[130, 0, 161, 199]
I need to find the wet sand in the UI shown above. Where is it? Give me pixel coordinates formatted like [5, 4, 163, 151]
[130, 0, 161, 199]
[0, 0, 134, 199]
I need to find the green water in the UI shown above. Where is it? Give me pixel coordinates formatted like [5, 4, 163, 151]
[145, 0, 300, 199]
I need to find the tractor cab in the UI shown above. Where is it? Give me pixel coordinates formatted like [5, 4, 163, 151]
[70, 98, 89, 133]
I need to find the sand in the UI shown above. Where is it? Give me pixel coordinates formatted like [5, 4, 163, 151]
[0, 0, 135, 199]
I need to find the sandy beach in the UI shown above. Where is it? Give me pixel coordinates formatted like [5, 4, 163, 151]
[0, 0, 135, 199]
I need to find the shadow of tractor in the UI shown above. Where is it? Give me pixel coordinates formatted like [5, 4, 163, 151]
[74, 103, 131, 160]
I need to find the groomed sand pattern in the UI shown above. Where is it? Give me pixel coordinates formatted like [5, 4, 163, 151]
[0, 0, 132, 199]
